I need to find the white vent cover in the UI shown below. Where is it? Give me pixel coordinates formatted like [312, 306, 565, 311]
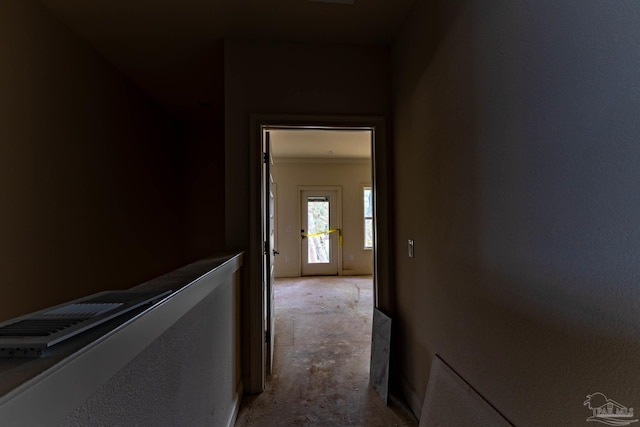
[42, 303, 123, 318]
[0, 290, 171, 358]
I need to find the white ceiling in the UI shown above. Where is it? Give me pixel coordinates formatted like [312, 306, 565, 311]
[39, 0, 416, 123]
[270, 129, 371, 160]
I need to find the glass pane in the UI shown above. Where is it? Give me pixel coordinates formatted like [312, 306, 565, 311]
[364, 188, 373, 249]
[307, 197, 330, 264]
[365, 219, 373, 249]
[364, 188, 372, 218]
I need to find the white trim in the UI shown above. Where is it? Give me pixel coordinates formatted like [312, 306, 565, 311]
[226, 381, 244, 427]
[342, 270, 374, 276]
[400, 375, 423, 421]
[275, 271, 300, 278]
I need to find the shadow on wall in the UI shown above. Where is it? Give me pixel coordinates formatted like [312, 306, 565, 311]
[393, 0, 640, 425]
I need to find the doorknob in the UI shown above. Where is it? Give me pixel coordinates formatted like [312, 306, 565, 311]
[301, 229, 306, 239]
[273, 249, 279, 255]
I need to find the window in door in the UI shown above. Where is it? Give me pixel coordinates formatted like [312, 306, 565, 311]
[307, 196, 331, 263]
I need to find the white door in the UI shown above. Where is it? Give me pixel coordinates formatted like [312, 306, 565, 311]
[301, 189, 340, 276]
[263, 131, 276, 374]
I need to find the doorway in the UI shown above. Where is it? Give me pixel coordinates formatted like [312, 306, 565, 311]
[300, 188, 341, 276]
[248, 115, 392, 394]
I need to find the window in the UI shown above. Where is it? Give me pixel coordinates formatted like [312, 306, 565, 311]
[307, 196, 331, 263]
[363, 186, 373, 249]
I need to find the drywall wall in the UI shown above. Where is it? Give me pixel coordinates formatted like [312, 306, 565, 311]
[224, 39, 390, 391]
[393, 0, 640, 425]
[224, 39, 390, 252]
[0, 1, 186, 322]
[272, 161, 373, 277]
[176, 41, 226, 261]
[183, 121, 226, 261]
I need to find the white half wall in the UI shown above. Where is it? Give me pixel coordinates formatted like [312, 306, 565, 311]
[0, 255, 243, 427]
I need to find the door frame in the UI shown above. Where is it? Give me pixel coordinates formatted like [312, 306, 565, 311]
[299, 186, 342, 276]
[248, 114, 393, 393]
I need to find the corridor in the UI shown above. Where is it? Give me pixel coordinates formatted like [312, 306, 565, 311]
[235, 276, 417, 426]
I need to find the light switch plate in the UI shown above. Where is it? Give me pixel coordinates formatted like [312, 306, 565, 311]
[408, 239, 414, 258]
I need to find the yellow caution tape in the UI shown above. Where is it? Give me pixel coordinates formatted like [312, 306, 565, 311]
[306, 229, 340, 238]
[306, 229, 343, 247]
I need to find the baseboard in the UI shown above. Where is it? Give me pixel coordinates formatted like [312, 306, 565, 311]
[341, 270, 374, 276]
[275, 271, 374, 278]
[226, 381, 244, 427]
[400, 376, 422, 421]
[274, 271, 299, 278]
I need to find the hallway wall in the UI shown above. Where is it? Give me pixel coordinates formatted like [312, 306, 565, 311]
[224, 39, 391, 253]
[182, 121, 226, 261]
[224, 39, 391, 392]
[0, 0, 187, 322]
[392, 0, 640, 425]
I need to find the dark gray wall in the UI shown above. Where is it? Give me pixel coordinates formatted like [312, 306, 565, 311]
[0, 0, 188, 322]
[393, 0, 640, 425]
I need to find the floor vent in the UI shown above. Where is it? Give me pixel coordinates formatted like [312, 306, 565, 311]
[0, 290, 171, 358]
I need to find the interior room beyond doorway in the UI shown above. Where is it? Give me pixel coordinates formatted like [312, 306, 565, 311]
[269, 129, 374, 278]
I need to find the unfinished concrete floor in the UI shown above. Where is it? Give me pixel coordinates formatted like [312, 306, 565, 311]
[235, 276, 417, 427]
